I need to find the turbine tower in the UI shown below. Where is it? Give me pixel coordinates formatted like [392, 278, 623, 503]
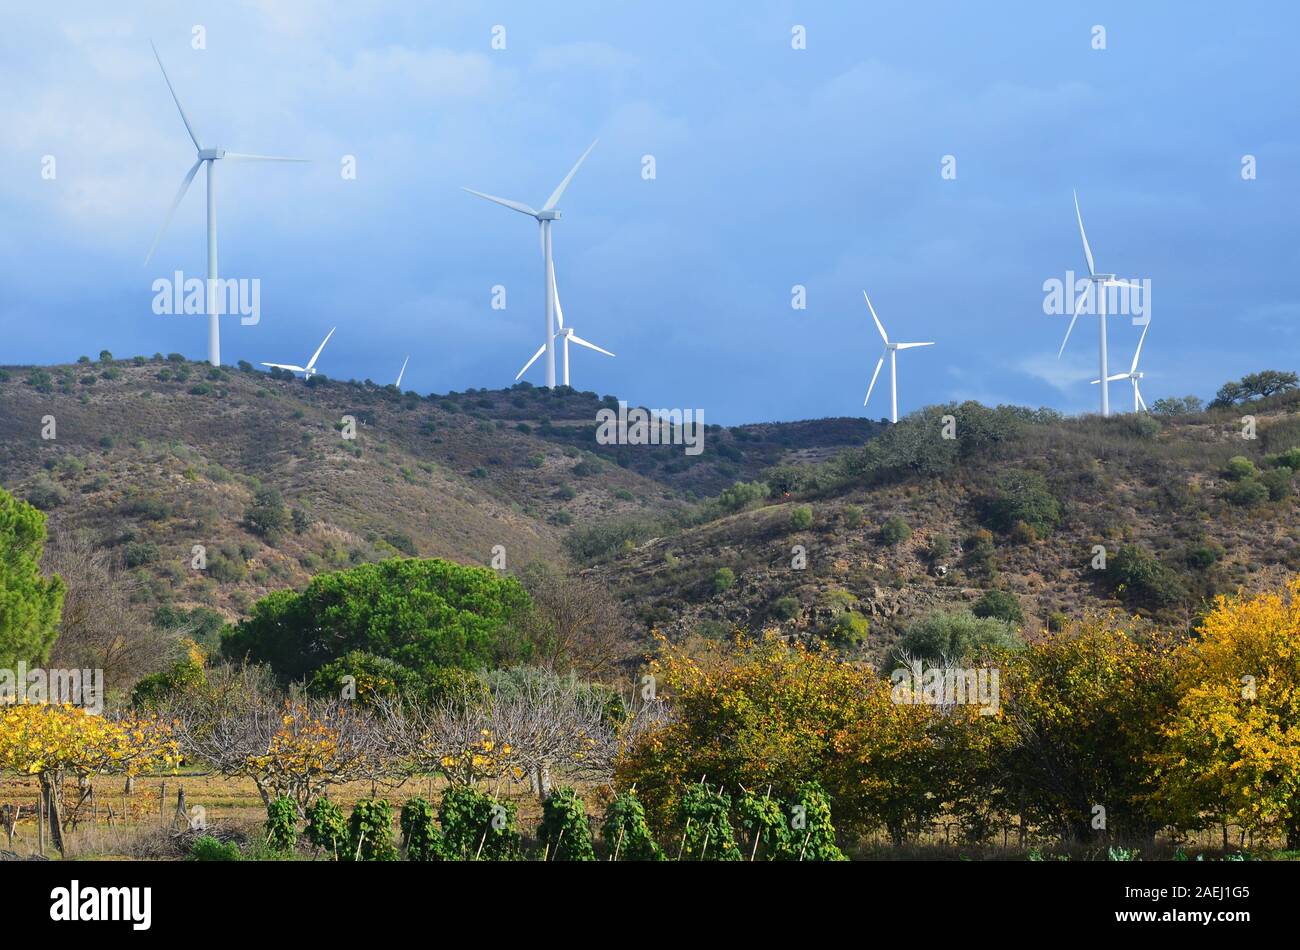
[260, 327, 335, 380]
[145, 40, 308, 367]
[862, 290, 934, 424]
[465, 140, 598, 389]
[516, 264, 613, 387]
[1091, 319, 1150, 412]
[1058, 191, 1143, 417]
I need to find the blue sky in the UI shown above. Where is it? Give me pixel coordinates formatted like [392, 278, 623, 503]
[2, 1, 1297, 424]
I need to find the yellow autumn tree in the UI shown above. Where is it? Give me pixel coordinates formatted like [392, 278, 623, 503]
[1153, 576, 1300, 847]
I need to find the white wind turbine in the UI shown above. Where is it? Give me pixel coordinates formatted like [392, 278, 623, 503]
[862, 291, 934, 424]
[1058, 190, 1143, 417]
[465, 140, 598, 389]
[1092, 320, 1150, 412]
[144, 40, 308, 367]
[395, 355, 410, 388]
[515, 264, 613, 386]
[261, 327, 335, 380]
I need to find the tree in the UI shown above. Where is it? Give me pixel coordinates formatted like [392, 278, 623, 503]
[981, 470, 1061, 536]
[1154, 577, 1300, 847]
[996, 625, 1179, 842]
[220, 558, 532, 681]
[516, 561, 628, 677]
[1211, 370, 1299, 407]
[0, 486, 65, 667]
[242, 486, 290, 540]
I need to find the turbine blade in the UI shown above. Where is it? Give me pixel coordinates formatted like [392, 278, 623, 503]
[306, 327, 336, 370]
[1057, 310, 1081, 359]
[463, 187, 537, 217]
[864, 352, 886, 406]
[550, 265, 564, 329]
[396, 355, 409, 388]
[151, 40, 202, 150]
[145, 158, 203, 264]
[862, 290, 888, 344]
[1130, 320, 1150, 374]
[569, 334, 614, 357]
[1136, 384, 1148, 412]
[1106, 373, 1129, 382]
[222, 152, 310, 163]
[515, 343, 546, 381]
[1105, 279, 1143, 289]
[1073, 189, 1097, 277]
[1089, 379, 1101, 385]
[262, 363, 306, 372]
[542, 139, 598, 212]
[895, 341, 934, 349]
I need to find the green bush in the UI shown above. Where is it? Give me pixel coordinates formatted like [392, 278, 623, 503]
[971, 589, 1024, 625]
[188, 835, 241, 861]
[789, 506, 813, 530]
[1222, 477, 1269, 507]
[772, 596, 801, 621]
[1106, 545, 1185, 608]
[601, 791, 663, 861]
[736, 788, 790, 860]
[243, 486, 290, 540]
[438, 786, 521, 861]
[1261, 467, 1294, 501]
[304, 797, 347, 858]
[713, 567, 736, 593]
[345, 799, 398, 861]
[825, 611, 869, 646]
[264, 795, 299, 853]
[1264, 447, 1300, 470]
[0, 487, 64, 667]
[1223, 456, 1258, 481]
[841, 504, 865, 528]
[716, 481, 770, 513]
[537, 787, 596, 861]
[879, 516, 911, 545]
[896, 609, 1022, 663]
[400, 797, 445, 862]
[982, 471, 1061, 536]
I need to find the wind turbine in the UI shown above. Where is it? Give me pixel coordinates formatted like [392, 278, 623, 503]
[261, 327, 335, 380]
[1058, 191, 1143, 417]
[395, 355, 409, 389]
[1092, 320, 1150, 412]
[515, 265, 613, 386]
[862, 291, 934, 424]
[465, 140, 598, 389]
[144, 40, 308, 367]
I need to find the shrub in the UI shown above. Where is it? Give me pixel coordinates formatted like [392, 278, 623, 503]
[879, 516, 911, 545]
[1106, 545, 1185, 608]
[244, 486, 290, 540]
[971, 590, 1024, 625]
[25, 478, 68, 511]
[825, 611, 869, 646]
[716, 480, 770, 513]
[400, 797, 444, 861]
[789, 506, 813, 530]
[772, 595, 801, 621]
[602, 791, 663, 861]
[188, 835, 241, 861]
[1222, 477, 1269, 507]
[1261, 467, 1294, 501]
[438, 786, 521, 861]
[896, 610, 1022, 663]
[927, 532, 953, 562]
[345, 799, 397, 861]
[982, 471, 1061, 536]
[1222, 456, 1258, 481]
[841, 504, 865, 528]
[264, 795, 299, 853]
[1264, 447, 1300, 470]
[712, 567, 736, 593]
[0, 487, 64, 666]
[304, 797, 347, 858]
[537, 787, 596, 861]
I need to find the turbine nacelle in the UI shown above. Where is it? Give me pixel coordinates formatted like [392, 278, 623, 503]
[198, 147, 226, 160]
[535, 210, 561, 221]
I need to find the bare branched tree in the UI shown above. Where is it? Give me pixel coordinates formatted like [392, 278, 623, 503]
[43, 532, 172, 690]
